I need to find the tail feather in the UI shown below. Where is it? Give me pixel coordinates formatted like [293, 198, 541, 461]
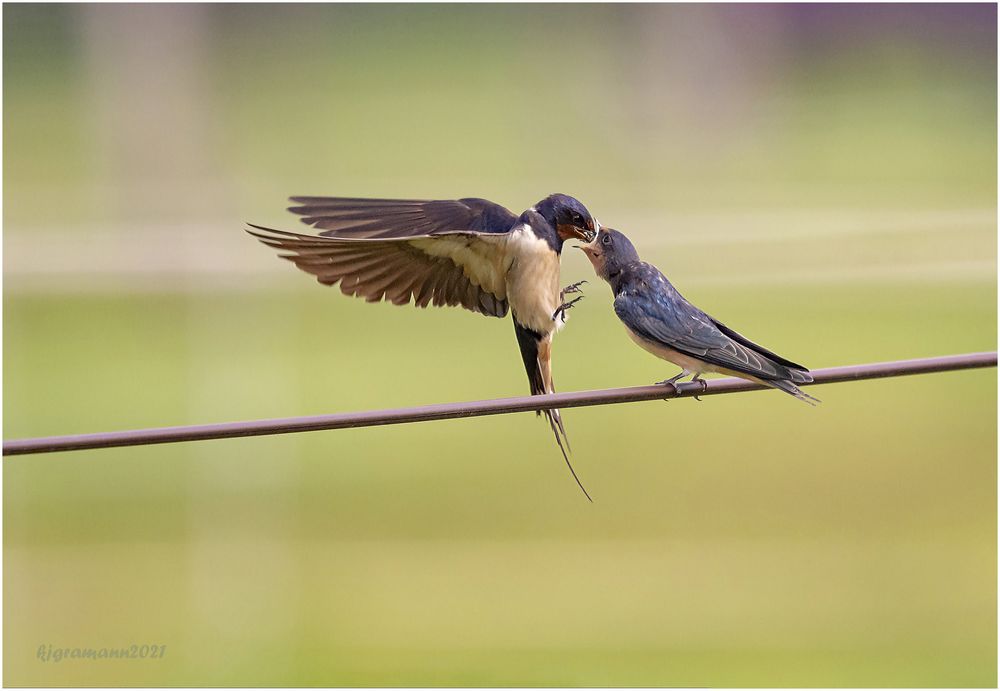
[513, 320, 591, 501]
[550, 405, 571, 453]
[544, 407, 591, 502]
[767, 378, 821, 406]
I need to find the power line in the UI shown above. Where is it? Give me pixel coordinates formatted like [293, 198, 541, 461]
[4, 352, 995, 457]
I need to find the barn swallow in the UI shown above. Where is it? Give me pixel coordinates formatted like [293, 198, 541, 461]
[580, 228, 818, 404]
[247, 193, 599, 499]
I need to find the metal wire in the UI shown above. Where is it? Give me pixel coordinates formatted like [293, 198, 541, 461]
[4, 351, 995, 456]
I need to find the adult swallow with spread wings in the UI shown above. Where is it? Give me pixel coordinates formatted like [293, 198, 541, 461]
[248, 193, 598, 499]
[581, 228, 819, 404]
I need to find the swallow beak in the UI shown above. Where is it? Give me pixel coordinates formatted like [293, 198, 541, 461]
[578, 218, 599, 242]
[558, 223, 597, 243]
[580, 222, 597, 243]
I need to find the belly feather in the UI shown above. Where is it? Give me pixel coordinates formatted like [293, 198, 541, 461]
[505, 229, 562, 335]
[625, 327, 713, 373]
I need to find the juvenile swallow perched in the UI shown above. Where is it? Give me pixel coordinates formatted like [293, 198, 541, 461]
[247, 193, 598, 498]
[581, 228, 818, 404]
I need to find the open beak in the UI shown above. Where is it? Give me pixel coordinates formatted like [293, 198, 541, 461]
[559, 225, 595, 243]
[559, 220, 598, 243]
[577, 241, 600, 259]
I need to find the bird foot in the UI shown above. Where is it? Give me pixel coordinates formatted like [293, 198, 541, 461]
[656, 371, 687, 388]
[553, 296, 584, 322]
[656, 372, 686, 401]
[655, 372, 707, 400]
[691, 376, 708, 401]
[561, 280, 587, 298]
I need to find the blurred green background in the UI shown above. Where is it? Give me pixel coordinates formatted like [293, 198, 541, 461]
[4, 3, 997, 686]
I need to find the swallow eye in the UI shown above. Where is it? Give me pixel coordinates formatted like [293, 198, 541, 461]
[601, 234, 612, 246]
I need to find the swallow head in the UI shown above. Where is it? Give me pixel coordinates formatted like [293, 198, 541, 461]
[535, 193, 598, 243]
[579, 227, 640, 281]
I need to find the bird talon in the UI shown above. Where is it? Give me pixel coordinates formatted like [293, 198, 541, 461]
[561, 280, 587, 297]
[656, 371, 688, 395]
[691, 375, 708, 401]
[553, 295, 584, 322]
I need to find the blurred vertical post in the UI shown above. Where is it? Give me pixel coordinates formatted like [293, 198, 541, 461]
[79, 4, 303, 663]
[79, 3, 225, 221]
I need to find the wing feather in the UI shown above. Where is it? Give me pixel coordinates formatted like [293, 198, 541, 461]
[711, 319, 811, 378]
[287, 196, 519, 238]
[614, 266, 808, 382]
[247, 224, 511, 318]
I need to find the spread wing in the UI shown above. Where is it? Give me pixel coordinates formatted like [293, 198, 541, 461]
[287, 196, 519, 238]
[614, 269, 810, 382]
[247, 224, 511, 318]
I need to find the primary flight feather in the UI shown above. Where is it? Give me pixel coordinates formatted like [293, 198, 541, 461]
[248, 193, 599, 498]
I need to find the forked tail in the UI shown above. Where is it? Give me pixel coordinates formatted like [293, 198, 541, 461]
[513, 320, 592, 501]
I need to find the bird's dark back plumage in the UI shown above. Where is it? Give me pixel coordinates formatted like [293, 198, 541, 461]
[709, 319, 810, 373]
[287, 196, 519, 238]
[615, 262, 811, 384]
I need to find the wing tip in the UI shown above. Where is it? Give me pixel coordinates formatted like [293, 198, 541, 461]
[244, 222, 301, 241]
[244, 222, 278, 240]
[772, 379, 821, 406]
[790, 368, 814, 384]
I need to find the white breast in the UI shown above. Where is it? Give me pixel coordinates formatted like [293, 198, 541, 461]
[625, 326, 713, 374]
[504, 226, 563, 335]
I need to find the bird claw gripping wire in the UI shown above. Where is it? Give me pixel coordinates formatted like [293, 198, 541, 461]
[657, 370, 688, 392]
[691, 375, 708, 401]
[657, 371, 685, 402]
[656, 370, 707, 401]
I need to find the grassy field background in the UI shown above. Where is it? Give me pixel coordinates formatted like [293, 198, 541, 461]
[4, 4, 997, 686]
